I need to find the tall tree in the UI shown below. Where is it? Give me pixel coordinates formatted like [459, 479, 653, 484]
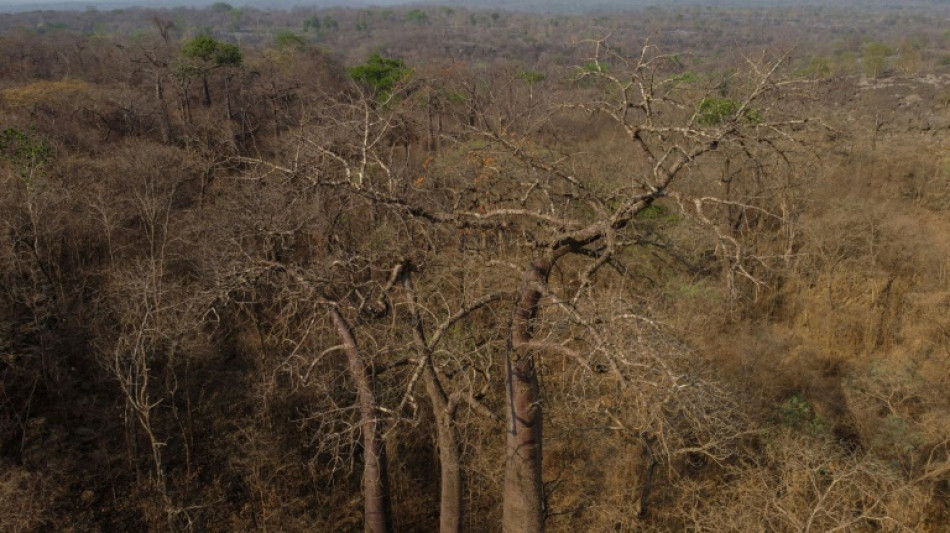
[250, 42, 815, 532]
[180, 35, 242, 109]
[330, 307, 393, 533]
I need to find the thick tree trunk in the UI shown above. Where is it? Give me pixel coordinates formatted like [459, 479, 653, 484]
[503, 346, 543, 533]
[424, 364, 463, 533]
[224, 75, 233, 120]
[403, 271, 464, 533]
[178, 79, 192, 127]
[154, 75, 171, 144]
[201, 75, 212, 107]
[503, 257, 551, 533]
[330, 308, 393, 533]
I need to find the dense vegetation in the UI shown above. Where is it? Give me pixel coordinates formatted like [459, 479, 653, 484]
[2, 3, 950, 532]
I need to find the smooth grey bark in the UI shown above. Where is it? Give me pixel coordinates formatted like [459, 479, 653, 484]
[424, 362, 463, 533]
[402, 270, 463, 533]
[330, 308, 393, 533]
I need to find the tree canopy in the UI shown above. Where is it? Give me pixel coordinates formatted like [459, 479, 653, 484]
[182, 35, 242, 67]
[347, 52, 410, 97]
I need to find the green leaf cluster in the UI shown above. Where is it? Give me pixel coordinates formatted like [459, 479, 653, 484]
[406, 9, 429, 23]
[863, 41, 891, 77]
[799, 56, 832, 79]
[519, 70, 546, 84]
[303, 15, 321, 31]
[274, 30, 306, 49]
[347, 53, 410, 98]
[666, 71, 701, 85]
[636, 203, 680, 222]
[0, 127, 51, 182]
[776, 394, 829, 436]
[697, 97, 737, 124]
[697, 97, 761, 125]
[582, 60, 608, 73]
[182, 35, 242, 67]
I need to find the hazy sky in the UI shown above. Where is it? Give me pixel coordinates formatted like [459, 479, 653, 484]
[0, 0, 397, 3]
[0, 0, 408, 4]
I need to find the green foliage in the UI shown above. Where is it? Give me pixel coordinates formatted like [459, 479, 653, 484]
[183, 35, 220, 61]
[0, 127, 51, 183]
[406, 9, 429, 23]
[323, 15, 338, 30]
[519, 70, 546, 84]
[210, 2, 233, 12]
[776, 394, 829, 436]
[636, 203, 677, 221]
[696, 97, 761, 125]
[274, 30, 306, 49]
[777, 394, 811, 424]
[864, 41, 891, 58]
[582, 60, 609, 73]
[182, 35, 242, 67]
[302, 15, 321, 31]
[799, 56, 832, 79]
[347, 53, 411, 98]
[445, 91, 466, 104]
[570, 61, 611, 88]
[863, 41, 891, 77]
[697, 97, 737, 124]
[214, 42, 241, 66]
[666, 71, 701, 85]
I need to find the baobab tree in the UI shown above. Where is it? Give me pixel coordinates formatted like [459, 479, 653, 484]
[244, 41, 818, 532]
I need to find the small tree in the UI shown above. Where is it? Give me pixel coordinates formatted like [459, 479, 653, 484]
[863, 41, 891, 78]
[347, 52, 411, 100]
[406, 9, 429, 23]
[303, 15, 321, 32]
[273, 30, 306, 50]
[0, 127, 51, 184]
[182, 35, 241, 67]
[180, 35, 242, 107]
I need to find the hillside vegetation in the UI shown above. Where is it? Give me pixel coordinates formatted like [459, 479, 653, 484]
[1, 3, 950, 532]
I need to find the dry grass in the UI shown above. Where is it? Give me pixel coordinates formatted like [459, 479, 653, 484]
[0, 79, 89, 108]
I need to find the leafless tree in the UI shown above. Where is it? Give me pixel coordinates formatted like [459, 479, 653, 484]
[242, 39, 820, 532]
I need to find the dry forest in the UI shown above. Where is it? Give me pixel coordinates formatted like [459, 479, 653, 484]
[2, 2, 950, 532]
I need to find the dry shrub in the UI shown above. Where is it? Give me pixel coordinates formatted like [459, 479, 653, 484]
[667, 115, 950, 531]
[846, 351, 950, 474]
[0, 79, 90, 108]
[679, 430, 928, 532]
[786, 134, 950, 452]
[0, 463, 51, 532]
[540, 294, 753, 531]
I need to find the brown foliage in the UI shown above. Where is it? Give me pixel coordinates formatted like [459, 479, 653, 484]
[2, 5, 950, 533]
